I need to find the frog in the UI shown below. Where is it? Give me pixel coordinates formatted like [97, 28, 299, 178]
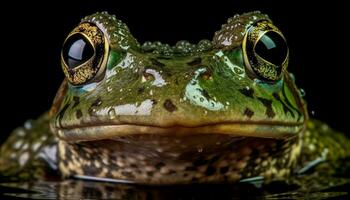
[1, 11, 349, 185]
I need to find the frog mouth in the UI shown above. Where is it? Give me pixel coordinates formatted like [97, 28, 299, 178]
[53, 121, 305, 142]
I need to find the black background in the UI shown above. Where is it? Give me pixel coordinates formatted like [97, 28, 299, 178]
[0, 0, 349, 143]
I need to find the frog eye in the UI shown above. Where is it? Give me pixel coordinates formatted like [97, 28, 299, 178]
[61, 23, 109, 85]
[242, 20, 288, 82]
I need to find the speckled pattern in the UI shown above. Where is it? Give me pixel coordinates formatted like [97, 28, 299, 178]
[1, 11, 350, 185]
[58, 134, 299, 184]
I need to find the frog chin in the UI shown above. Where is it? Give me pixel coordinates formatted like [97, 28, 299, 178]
[52, 121, 306, 142]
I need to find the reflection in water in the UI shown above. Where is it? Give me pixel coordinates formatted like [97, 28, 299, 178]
[0, 176, 349, 200]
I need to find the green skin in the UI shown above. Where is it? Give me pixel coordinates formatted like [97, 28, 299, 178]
[1, 11, 349, 185]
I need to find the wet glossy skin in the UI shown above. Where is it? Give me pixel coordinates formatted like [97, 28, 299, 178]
[1, 11, 349, 185]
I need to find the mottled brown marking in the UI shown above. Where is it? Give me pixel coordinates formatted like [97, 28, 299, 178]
[197, 88, 211, 100]
[193, 157, 209, 167]
[239, 88, 254, 98]
[243, 108, 254, 118]
[220, 166, 229, 174]
[72, 96, 80, 108]
[151, 99, 158, 105]
[89, 97, 103, 117]
[257, 97, 275, 118]
[147, 171, 154, 176]
[155, 162, 165, 169]
[185, 166, 197, 171]
[163, 99, 177, 112]
[137, 87, 145, 94]
[209, 155, 220, 164]
[57, 102, 70, 127]
[187, 57, 202, 66]
[92, 97, 102, 107]
[122, 171, 135, 178]
[273, 92, 294, 118]
[76, 110, 83, 119]
[205, 166, 216, 176]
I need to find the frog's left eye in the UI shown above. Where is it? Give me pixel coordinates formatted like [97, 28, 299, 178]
[61, 23, 109, 85]
[242, 20, 288, 82]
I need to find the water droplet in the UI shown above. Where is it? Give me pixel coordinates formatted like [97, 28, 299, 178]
[299, 89, 306, 97]
[24, 120, 33, 130]
[289, 73, 295, 81]
[108, 108, 116, 119]
[311, 110, 315, 116]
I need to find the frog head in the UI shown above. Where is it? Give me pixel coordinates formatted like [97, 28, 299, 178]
[50, 11, 307, 142]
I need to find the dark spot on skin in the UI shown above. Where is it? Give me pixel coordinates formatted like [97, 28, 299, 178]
[147, 171, 154, 177]
[57, 102, 70, 127]
[220, 166, 229, 174]
[257, 97, 275, 118]
[175, 78, 179, 85]
[122, 171, 135, 178]
[92, 97, 102, 107]
[193, 157, 209, 167]
[150, 58, 165, 68]
[196, 88, 211, 100]
[138, 87, 145, 94]
[155, 162, 165, 170]
[76, 110, 83, 119]
[63, 144, 72, 166]
[185, 166, 197, 171]
[151, 99, 158, 105]
[239, 88, 254, 98]
[282, 87, 302, 121]
[273, 92, 294, 118]
[89, 97, 103, 117]
[205, 166, 216, 176]
[169, 170, 176, 174]
[130, 164, 138, 168]
[72, 96, 80, 108]
[187, 57, 202, 66]
[163, 99, 177, 112]
[84, 163, 102, 176]
[243, 108, 254, 118]
[209, 155, 220, 164]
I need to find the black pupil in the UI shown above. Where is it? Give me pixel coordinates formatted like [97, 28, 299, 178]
[255, 31, 287, 66]
[62, 34, 94, 68]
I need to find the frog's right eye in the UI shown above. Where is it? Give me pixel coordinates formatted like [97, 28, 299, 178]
[242, 20, 289, 82]
[61, 23, 109, 85]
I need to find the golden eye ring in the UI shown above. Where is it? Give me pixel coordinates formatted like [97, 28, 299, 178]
[61, 23, 109, 85]
[242, 20, 289, 82]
